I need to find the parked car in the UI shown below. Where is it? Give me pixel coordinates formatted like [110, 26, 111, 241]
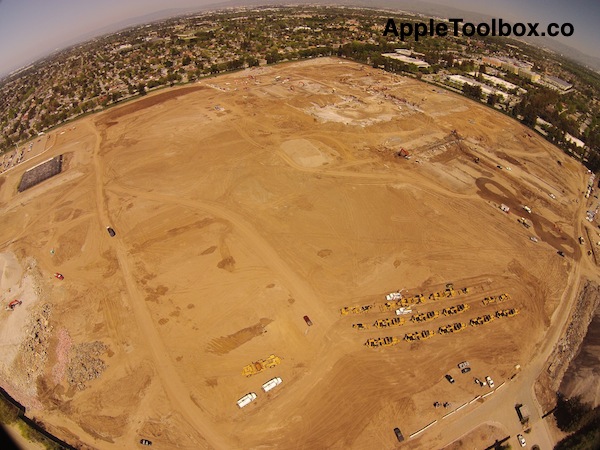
[461, 367, 471, 374]
[54, 273, 64, 280]
[445, 374, 455, 384]
[393, 427, 404, 442]
[517, 433, 526, 447]
[485, 376, 494, 388]
[140, 439, 152, 446]
[107, 227, 116, 237]
[303, 315, 313, 326]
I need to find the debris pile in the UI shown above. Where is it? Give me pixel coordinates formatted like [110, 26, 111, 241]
[66, 341, 108, 390]
[19, 304, 52, 383]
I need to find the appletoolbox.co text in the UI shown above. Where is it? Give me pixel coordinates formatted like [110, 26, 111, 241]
[383, 18, 574, 41]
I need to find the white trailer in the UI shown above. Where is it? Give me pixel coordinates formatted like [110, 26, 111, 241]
[237, 392, 258, 408]
[262, 377, 282, 392]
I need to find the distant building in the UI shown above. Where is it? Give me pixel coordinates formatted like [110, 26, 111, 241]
[446, 74, 507, 101]
[382, 52, 430, 68]
[543, 75, 573, 92]
[482, 56, 539, 81]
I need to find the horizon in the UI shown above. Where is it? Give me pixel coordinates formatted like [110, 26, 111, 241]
[0, 0, 599, 77]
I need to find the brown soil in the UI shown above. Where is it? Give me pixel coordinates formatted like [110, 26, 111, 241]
[0, 58, 592, 449]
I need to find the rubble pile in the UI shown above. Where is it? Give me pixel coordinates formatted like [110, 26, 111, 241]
[66, 341, 108, 390]
[19, 303, 53, 383]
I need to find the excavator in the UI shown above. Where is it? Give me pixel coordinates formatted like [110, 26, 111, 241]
[6, 300, 22, 311]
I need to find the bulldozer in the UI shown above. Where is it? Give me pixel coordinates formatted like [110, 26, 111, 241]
[242, 354, 282, 377]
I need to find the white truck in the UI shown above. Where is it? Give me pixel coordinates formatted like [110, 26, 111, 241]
[386, 291, 403, 301]
[395, 307, 412, 316]
[262, 377, 282, 392]
[237, 392, 258, 408]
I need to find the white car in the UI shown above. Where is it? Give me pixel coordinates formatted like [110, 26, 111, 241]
[530, 236, 538, 243]
[517, 433, 526, 447]
[485, 376, 494, 388]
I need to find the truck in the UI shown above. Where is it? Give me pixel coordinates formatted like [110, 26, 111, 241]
[262, 377, 282, 392]
[237, 392, 258, 408]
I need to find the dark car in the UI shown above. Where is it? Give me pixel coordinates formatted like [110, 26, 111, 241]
[445, 374, 455, 384]
[140, 439, 152, 446]
[393, 427, 404, 442]
[461, 367, 471, 374]
[107, 227, 116, 237]
[303, 315, 313, 326]
[557, 250, 565, 257]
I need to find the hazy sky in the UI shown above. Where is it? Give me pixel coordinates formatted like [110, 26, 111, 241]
[0, 0, 598, 76]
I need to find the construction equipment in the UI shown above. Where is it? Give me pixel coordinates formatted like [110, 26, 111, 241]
[397, 148, 410, 159]
[373, 317, 405, 328]
[352, 323, 370, 330]
[453, 322, 467, 332]
[6, 299, 22, 311]
[420, 330, 435, 340]
[495, 308, 520, 318]
[442, 304, 470, 316]
[470, 315, 495, 326]
[386, 291, 403, 301]
[364, 336, 400, 348]
[340, 304, 374, 315]
[403, 331, 421, 342]
[262, 377, 282, 392]
[237, 392, 258, 408]
[438, 322, 467, 334]
[482, 294, 510, 305]
[518, 217, 531, 229]
[395, 307, 412, 315]
[242, 355, 281, 377]
[411, 310, 440, 323]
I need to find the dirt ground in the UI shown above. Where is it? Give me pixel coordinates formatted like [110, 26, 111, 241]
[0, 58, 592, 449]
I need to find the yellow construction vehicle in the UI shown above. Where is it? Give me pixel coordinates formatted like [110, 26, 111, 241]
[364, 336, 400, 348]
[438, 324, 453, 334]
[403, 331, 421, 342]
[242, 354, 282, 377]
[340, 304, 374, 315]
[373, 317, 405, 328]
[442, 303, 470, 316]
[421, 330, 435, 340]
[452, 322, 467, 332]
[352, 323, 370, 330]
[495, 308, 519, 318]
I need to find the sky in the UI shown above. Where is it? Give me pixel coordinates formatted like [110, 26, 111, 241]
[0, 0, 599, 76]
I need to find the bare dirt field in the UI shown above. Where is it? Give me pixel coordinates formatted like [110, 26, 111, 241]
[0, 58, 594, 449]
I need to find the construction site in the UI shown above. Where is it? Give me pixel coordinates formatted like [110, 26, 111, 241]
[0, 57, 597, 449]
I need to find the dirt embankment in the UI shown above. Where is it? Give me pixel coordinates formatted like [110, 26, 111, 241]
[536, 281, 600, 409]
[559, 293, 600, 407]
